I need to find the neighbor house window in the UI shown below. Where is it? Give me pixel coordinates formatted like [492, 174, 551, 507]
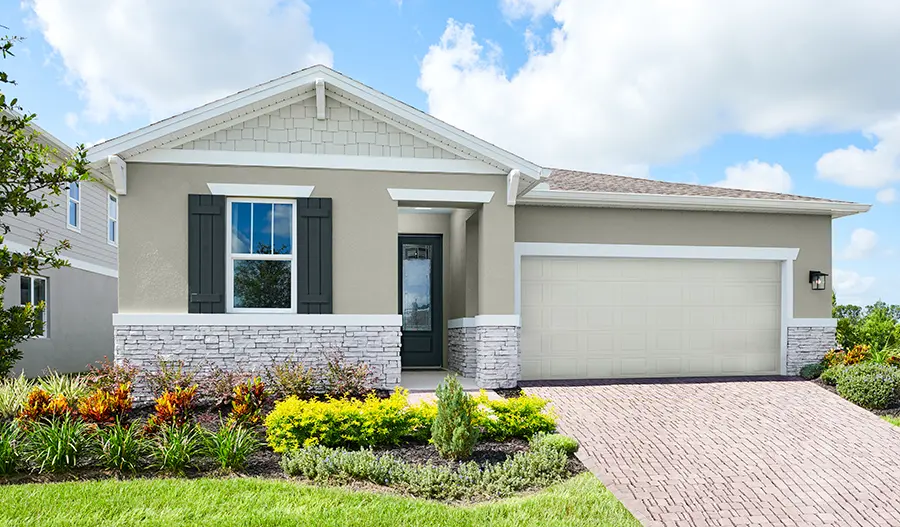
[107, 193, 118, 246]
[67, 182, 80, 231]
[20, 275, 48, 337]
[226, 199, 296, 313]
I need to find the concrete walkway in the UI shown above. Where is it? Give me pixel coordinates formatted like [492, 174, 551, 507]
[526, 379, 900, 527]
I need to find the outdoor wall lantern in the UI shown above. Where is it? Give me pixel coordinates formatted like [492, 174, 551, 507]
[809, 270, 829, 291]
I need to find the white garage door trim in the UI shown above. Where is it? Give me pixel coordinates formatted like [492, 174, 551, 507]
[514, 243, 800, 375]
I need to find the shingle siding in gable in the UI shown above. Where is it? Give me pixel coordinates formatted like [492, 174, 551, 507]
[174, 96, 462, 160]
[3, 179, 117, 270]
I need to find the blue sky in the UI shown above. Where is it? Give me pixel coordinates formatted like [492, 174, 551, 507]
[3, 0, 898, 307]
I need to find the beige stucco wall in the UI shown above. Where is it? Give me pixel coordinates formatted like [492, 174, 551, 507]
[448, 209, 470, 320]
[515, 206, 833, 319]
[465, 213, 480, 317]
[119, 163, 507, 314]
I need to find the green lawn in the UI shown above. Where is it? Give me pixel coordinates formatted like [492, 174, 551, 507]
[0, 473, 639, 527]
[883, 415, 900, 426]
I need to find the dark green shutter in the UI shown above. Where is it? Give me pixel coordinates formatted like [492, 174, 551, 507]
[188, 194, 226, 313]
[297, 198, 333, 314]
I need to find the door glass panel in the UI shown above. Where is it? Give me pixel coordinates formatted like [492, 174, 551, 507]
[402, 244, 432, 331]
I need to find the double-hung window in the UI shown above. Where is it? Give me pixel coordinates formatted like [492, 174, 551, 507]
[107, 193, 118, 246]
[20, 275, 48, 337]
[67, 182, 80, 231]
[226, 198, 296, 313]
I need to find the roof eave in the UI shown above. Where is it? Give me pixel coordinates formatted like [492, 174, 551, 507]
[518, 189, 871, 218]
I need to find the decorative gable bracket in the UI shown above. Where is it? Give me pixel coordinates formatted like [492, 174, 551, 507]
[108, 155, 127, 195]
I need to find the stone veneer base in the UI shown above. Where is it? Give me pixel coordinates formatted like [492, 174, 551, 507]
[786, 325, 837, 375]
[448, 318, 521, 389]
[115, 323, 401, 401]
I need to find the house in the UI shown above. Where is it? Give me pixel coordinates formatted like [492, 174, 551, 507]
[87, 65, 868, 393]
[5, 119, 118, 375]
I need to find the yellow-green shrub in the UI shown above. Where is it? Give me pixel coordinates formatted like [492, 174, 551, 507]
[265, 388, 430, 451]
[474, 392, 557, 441]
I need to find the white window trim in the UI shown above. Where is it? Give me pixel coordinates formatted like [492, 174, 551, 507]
[107, 192, 119, 247]
[225, 197, 297, 314]
[513, 243, 803, 376]
[66, 182, 80, 232]
[21, 275, 48, 338]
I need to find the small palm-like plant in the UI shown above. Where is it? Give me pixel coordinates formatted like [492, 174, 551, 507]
[204, 423, 260, 472]
[24, 416, 92, 473]
[95, 421, 146, 472]
[151, 424, 203, 474]
[431, 375, 480, 460]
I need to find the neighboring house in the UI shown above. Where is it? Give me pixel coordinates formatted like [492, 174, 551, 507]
[4, 120, 119, 375]
[87, 65, 869, 393]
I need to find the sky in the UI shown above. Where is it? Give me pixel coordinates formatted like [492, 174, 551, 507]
[2, 0, 898, 307]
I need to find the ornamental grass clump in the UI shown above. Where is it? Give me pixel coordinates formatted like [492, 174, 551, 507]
[151, 424, 204, 474]
[836, 362, 900, 410]
[23, 416, 92, 473]
[37, 371, 90, 404]
[0, 420, 23, 474]
[94, 421, 146, 473]
[204, 423, 260, 472]
[0, 373, 33, 420]
[431, 375, 479, 460]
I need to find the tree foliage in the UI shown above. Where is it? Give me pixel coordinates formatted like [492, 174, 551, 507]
[0, 33, 90, 376]
[833, 294, 900, 352]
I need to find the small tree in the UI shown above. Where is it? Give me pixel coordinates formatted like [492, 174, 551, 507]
[0, 34, 89, 376]
[431, 375, 479, 460]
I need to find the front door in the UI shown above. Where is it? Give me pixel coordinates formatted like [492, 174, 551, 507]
[398, 235, 443, 368]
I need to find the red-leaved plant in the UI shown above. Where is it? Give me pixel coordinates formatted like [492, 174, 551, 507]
[78, 383, 133, 424]
[19, 388, 72, 421]
[228, 378, 267, 426]
[146, 385, 197, 431]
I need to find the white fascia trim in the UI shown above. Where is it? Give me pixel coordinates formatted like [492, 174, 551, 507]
[519, 189, 871, 218]
[108, 155, 127, 195]
[788, 318, 838, 328]
[207, 183, 314, 198]
[513, 242, 799, 376]
[2, 240, 118, 278]
[113, 313, 402, 327]
[129, 148, 503, 175]
[387, 188, 495, 203]
[514, 242, 800, 262]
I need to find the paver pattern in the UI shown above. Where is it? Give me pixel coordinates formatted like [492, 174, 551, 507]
[525, 380, 900, 527]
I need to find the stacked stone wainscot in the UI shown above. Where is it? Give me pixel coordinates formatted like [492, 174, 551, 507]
[786, 325, 837, 375]
[115, 322, 401, 401]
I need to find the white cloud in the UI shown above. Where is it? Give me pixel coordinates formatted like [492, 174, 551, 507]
[877, 188, 897, 203]
[816, 116, 900, 188]
[714, 160, 792, 193]
[839, 228, 879, 260]
[501, 0, 560, 19]
[26, 0, 332, 122]
[833, 268, 876, 303]
[64, 112, 78, 131]
[419, 3, 900, 173]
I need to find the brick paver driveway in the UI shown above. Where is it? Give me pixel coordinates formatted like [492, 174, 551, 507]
[526, 379, 900, 527]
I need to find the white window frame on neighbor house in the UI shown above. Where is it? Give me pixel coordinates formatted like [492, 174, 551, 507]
[66, 182, 80, 232]
[225, 197, 297, 314]
[107, 192, 118, 246]
[20, 275, 48, 338]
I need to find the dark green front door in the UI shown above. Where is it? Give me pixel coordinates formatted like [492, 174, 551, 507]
[398, 235, 443, 368]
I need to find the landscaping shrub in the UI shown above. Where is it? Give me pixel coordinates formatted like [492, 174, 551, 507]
[822, 349, 847, 368]
[870, 346, 900, 366]
[323, 351, 373, 399]
[476, 393, 556, 441]
[151, 424, 204, 473]
[530, 433, 578, 456]
[94, 421, 146, 472]
[199, 366, 249, 408]
[228, 377, 267, 426]
[281, 441, 572, 500]
[265, 389, 426, 451]
[820, 364, 846, 386]
[0, 373, 33, 420]
[204, 423, 260, 472]
[78, 383, 132, 424]
[0, 420, 23, 474]
[405, 400, 437, 443]
[86, 357, 139, 392]
[145, 359, 197, 397]
[19, 388, 72, 421]
[834, 300, 900, 351]
[799, 363, 825, 380]
[836, 363, 900, 410]
[147, 385, 198, 431]
[264, 361, 315, 399]
[844, 344, 871, 365]
[432, 376, 479, 460]
[37, 371, 89, 404]
[24, 416, 92, 472]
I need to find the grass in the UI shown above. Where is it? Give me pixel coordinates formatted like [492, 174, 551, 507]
[882, 415, 900, 426]
[0, 473, 639, 527]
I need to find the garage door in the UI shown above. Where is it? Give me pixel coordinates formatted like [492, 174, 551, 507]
[520, 257, 781, 379]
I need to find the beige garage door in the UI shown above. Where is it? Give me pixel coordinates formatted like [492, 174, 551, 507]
[520, 257, 781, 379]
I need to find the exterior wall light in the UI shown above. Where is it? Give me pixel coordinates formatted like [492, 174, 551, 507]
[809, 270, 828, 291]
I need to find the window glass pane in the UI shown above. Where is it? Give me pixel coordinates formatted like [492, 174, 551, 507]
[401, 244, 432, 331]
[109, 220, 116, 243]
[251, 203, 273, 254]
[69, 182, 79, 201]
[34, 278, 46, 304]
[272, 203, 292, 255]
[231, 202, 251, 254]
[20, 276, 30, 305]
[233, 260, 291, 309]
[108, 195, 117, 219]
[68, 201, 78, 227]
